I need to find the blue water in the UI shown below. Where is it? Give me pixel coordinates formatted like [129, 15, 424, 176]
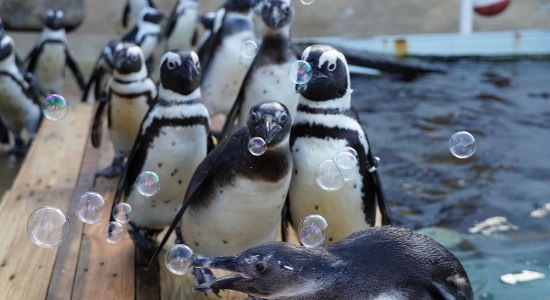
[354, 59, 550, 299]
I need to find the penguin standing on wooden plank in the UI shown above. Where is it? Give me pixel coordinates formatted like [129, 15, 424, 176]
[121, 0, 157, 34]
[0, 33, 44, 155]
[222, 0, 298, 137]
[112, 49, 209, 247]
[288, 45, 391, 243]
[80, 40, 118, 102]
[164, 0, 199, 51]
[92, 43, 157, 179]
[26, 9, 85, 94]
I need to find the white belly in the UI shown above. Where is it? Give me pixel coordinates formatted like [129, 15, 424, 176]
[166, 11, 198, 50]
[140, 35, 159, 59]
[238, 63, 299, 127]
[182, 175, 291, 257]
[201, 31, 255, 115]
[0, 77, 41, 135]
[34, 43, 66, 93]
[109, 94, 149, 155]
[289, 137, 369, 242]
[127, 125, 208, 229]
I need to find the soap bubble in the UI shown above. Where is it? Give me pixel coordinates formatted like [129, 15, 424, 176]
[449, 131, 476, 159]
[112, 203, 133, 224]
[315, 159, 344, 191]
[334, 147, 359, 181]
[289, 60, 313, 84]
[241, 40, 258, 58]
[75, 192, 107, 224]
[105, 222, 126, 244]
[248, 137, 267, 156]
[136, 171, 161, 197]
[300, 0, 315, 5]
[27, 206, 70, 248]
[165, 244, 195, 275]
[42, 94, 69, 121]
[299, 215, 329, 247]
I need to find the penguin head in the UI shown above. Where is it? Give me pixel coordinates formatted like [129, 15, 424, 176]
[296, 45, 351, 101]
[138, 7, 164, 25]
[44, 9, 64, 30]
[113, 43, 144, 75]
[261, 0, 293, 30]
[159, 49, 201, 96]
[225, 0, 260, 13]
[247, 101, 291, 146]
[0, 33, 15, 62]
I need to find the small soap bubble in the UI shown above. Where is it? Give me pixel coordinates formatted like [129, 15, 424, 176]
[27, 206, 70, 248]
[301, 214, 330, 232]
[42, 94, 69, 121]
[165, 244, 195, 275]
[300, 0, 315, 5]
[248, 137, 267, 156]
[449, 131, 476, 159]
[113, 203, 133, 224]
[136, 171, 161, 197]
[315, 159, 344, 191]
[105, 222, 126, 244]
[241, 40, 258, 58]
[299, 215, 329, 247]
[76, 192, 107, 224]
[334, 147, 359, 181]
[289, 60, 313, 85]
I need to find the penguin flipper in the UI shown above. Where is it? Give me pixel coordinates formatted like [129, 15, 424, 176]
[91, 98, 107, 148]
[65, 48, 86, 91]
[122, 1, 130, 28]
[25, 43, 44, 73]
[280, 195, 290, 242]
[197, 13, 225, 80]
[0, 119, 10, 144]
[163, 4, 179, 39]
[23, 72, 47, 106]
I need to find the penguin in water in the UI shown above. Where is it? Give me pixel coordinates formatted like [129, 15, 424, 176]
[198, 0, 258, 131]
[92, 43, 157, 179]
[193, 227, 474, 300]
[121, 0, 157, 34]
[0, 32, 44, 155]
[112, 49, 209, 247]
[25, 9, 85, 94]
[164, 0, 199, 51]
[80, 40, 118, 102]
[222, 0, 299, 137]
[288, 45, 391, 244]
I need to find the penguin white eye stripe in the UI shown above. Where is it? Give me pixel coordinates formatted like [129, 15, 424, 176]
[56, 11, 63, 18]
[162, 52, 182, 67]
[1, 37, 12, 48]
[302, 46, 312, 61]
[127, 46, 141, 57]
[318, 49, 346, 70]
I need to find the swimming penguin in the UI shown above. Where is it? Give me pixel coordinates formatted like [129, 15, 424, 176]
[193, 226, 474, 300]
[81, 40, 118, 102]
[198, 0, 258, 131]
[92, 43, 157, 178]
[288, 45, 391, 244]
[0, 33, 43, 155]
[112, 49, 209, 247]
[25, 9, 86, 94]
[222, 0, 298, 136]
[121, 0, 157, 33]
[164, 0, 199, 51]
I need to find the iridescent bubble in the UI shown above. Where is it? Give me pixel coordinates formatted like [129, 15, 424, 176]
[300, 0, 315, 5]
[42, 94, 69, 121]
[334, 147, 359, 181]
[299, 214, 329, 247]
[105, 221, 126, 244]
[27, 206, 70, 248]
[248, 137, 267, 156]
[300, 214, 330, 232]
[241, 40, 258, 58]
[136, 171, 161, 197]
[449, 131, 476, 159]
[75, 192, 107, 224]
[112, 203, 133, 224]
[315, 159, 344, 191]
[289, 60, 313, 85]
[165, 244, 195, 275]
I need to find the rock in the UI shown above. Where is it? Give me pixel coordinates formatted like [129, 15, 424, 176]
[0, 0, 84, 32]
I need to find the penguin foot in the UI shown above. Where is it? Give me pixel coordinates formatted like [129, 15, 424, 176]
[94, 163, 124, 179]
[128, 228, 159, 252]
[193, 267, 221, 296]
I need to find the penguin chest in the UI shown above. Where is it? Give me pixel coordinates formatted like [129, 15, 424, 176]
[0, 77, 41, 133]
[182, 175, 292, 257]
[289, 137, 369, 242]
[127, 125, 208, 229]
[34, 43, 66, 92]
[239, 63, 299, 127]
[139, 35, 160, 59]
[109, 94, 149, 154]
[201, 31, 255, 115]
[167, 11, 198, 49]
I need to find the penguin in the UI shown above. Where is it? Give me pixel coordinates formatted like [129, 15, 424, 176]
[121, 0, 157, 34]
[92, 42, 157, 178]
[288, 45, 391, 244]
[81, 40, 118, 102]
[0, 18, 23, 68]
[25, 9, 86, 94]
[222, 0, 299, 136]
[164, 0, 199, 51]
[193, 227, 474, 300]
[112, 49, 209, 247]
[0, 33, 43, 155]
[198, 0, 258, 131]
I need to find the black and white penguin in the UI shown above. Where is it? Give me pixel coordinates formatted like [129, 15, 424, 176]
[164, 0, 199, 51]
[113, 49, 209, 246]
[0, 33, 43, 155]
[193, 227, 474, 300]
[25, 9, 85, 93]
[81, 40, 118, 102]
[121, 0, 157, 33]
[222, 0, 298, 136]
[198, 0, 258, 130]
[288, 45, 391, 243]
[92, 43, 157, 178]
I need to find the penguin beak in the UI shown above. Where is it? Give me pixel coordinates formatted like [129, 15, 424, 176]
[192, 256, 242, 273]
[192, 256, 252, 293]
[259, 116, 280, 144]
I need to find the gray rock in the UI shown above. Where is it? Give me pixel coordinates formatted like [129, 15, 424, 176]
[0, 0, 84, 32]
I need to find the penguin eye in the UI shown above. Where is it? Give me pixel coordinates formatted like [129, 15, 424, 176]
[129, 54, 138, 61]
[167, 61, 176, 70]
[255, 262, 267, 273]
[249, 112, 259, 122]
[327, 62, 337, 72]
[278, 113, 287, 123]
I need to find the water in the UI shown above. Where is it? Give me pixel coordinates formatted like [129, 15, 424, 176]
[353, 59, 550, 299]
